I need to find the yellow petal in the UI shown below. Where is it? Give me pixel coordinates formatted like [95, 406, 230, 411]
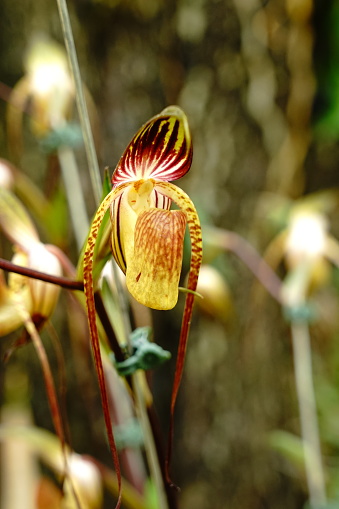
[194, 264, 233, 324]
[0, 288, 32, 336]
[0, 188, 40, 250]
[82, 184, 128, 499]
[151, 181, 202, 455]
[25, 37, 73, 133]
[126, 208, 187, 310]
[27, 243, 62, 318]
[110, 179, 156, 273]
[8, 245, 62, 321]
[0, 252, 33, 335]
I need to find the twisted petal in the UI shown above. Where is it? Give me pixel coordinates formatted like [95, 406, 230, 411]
[153, 181, 203, 481]
[112, 106, 192, 186]
[126, 208, 187, 310]
[82, 184, 130, 503]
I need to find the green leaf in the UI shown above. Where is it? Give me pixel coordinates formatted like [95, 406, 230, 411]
[268, 430, 305, 470]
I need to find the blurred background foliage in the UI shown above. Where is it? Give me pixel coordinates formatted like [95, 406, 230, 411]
[2, 0, 339, 508]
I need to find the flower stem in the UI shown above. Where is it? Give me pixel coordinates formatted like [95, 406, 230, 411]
[116, 285, 170, 509]
[291, 320, 327, 508]
[57, 146, 89, 251]
[56, 0, 102, 205]
[0, 257, 83, 291]
[283, 263, 327, 508]
[131, 373, 170, 509]
[206, 226, 283, 302]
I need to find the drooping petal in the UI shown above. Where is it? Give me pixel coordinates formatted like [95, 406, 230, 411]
[82, 184, 130, 509]
[126, 208, 187, 310]
[0, 187, 40, 250]
[153, 181, 203, 482]
[112, 106, 192, 186]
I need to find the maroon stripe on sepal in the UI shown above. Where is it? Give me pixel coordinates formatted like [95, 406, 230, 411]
[112, 107, 192, 186]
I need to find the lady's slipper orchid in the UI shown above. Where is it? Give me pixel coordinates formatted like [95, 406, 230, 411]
[0, 188, 62, 335]
[83, 106, 203, 492]
[7, 37, 74, 144]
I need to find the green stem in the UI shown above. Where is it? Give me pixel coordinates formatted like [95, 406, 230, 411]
[283, 263, 327, 508]
[57, 146, 89, 251]
[55, 5, 171, 505]
[291, 320, 327, 508]
[56, 0, 102, 205]
[115, 280, 169, 509]
[131, 373, 169, 509]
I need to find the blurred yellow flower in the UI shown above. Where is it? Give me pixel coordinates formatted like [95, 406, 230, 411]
[0, 188, 62, 335]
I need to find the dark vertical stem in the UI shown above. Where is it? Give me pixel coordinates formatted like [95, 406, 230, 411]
[147, 405, 179, 509]
[94, 290, 178, 509]
[94, 291, 125, 363]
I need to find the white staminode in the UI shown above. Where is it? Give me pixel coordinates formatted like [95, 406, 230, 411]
[31, 62, 70, 96]
[27, 39, 72, 97]
[286, 210, 328, 266]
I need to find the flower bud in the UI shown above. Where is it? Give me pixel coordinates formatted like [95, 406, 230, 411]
[0, 187, 39, 251]
[25, 38, 74, 134]
[194, 264, 233, 324]
[0, 259, 32, 336]
[62, 454, 103, 509]
[27, 243, 62, 319]
[36, 454, 103, 509]
[8, 244, 62, 323]
[283, 210, 331, 305]
[0, 159, 14, 189]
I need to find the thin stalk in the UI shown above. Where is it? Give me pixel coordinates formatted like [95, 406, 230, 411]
[56, 0, 102, 205]
[223, 230, 283, 302]
[95, 290, 170, 508]
[112, 261, 133, 347]
[291, 320, 327, 508]
[23, 318, 66, 454]
[131, 373, 169, 509]
[205, 227, 283, 302]
[283, 262, 327, 508]
[0, 257, 83, 291]
[0, 405, 39, 509]
[56, 3, 171, 506]
[116, 283, 170, 509]
[14, 302, 81, 509]
[94, 292, 125, 363]
[57, 146, 89, 251]
[98, 275, 172, 508]
[103, 260, 169, 507]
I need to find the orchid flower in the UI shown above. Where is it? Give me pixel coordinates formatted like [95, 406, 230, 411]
[7, 37, 74, 145]
[82, 106, 203, 496]
[0, 187, 62, 336]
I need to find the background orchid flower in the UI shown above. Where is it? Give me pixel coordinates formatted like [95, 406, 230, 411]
[82, 105, 203, 492]
[6, 37, 74, 144]
[0, 187, 62, 335]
